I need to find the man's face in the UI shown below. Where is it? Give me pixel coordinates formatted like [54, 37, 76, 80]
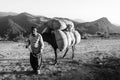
[32, 28, 37, 35]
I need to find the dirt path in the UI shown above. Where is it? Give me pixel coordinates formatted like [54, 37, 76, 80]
[0, 39, 120, 80]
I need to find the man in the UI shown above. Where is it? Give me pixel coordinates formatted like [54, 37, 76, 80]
[26, 26, 44, 74]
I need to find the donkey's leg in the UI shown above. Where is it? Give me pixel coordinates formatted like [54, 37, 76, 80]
[54, 49, 57, 64]
[62, 48, 69, 58]
[72, 45, 75, 59]
[50, 48, 58, 65]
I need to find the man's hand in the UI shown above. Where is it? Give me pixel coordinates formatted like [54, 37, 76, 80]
[26, 45, 32, 52]
[40, 49, 43, 53]
[26, 45, 28, 48]
[25, 39, 30, 48]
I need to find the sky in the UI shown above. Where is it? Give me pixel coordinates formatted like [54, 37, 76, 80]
[0, 0, 120, 24]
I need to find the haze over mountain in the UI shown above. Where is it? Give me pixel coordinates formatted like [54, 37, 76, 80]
[74, 19, 86, 23]
[0, 12, 17, 17]
[0, 12, 120, 40]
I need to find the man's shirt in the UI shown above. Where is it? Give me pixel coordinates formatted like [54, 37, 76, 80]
[28, 33, 44, 53]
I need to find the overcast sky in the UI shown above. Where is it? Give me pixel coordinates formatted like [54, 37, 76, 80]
[0, 0, 120, 24]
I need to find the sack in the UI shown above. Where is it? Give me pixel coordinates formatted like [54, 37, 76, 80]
[54, 30, 68, 51]
[64, 31, 72, 47]
[73, 30, 81, 44]
[69, 31, 75, 46]
[47, 19, 67, 30]
[63, 20, 75, 31]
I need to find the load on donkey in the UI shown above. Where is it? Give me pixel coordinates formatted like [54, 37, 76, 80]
[38, 18, 81, 65]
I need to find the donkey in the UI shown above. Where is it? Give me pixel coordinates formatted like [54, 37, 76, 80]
[41, 29, 80, 65]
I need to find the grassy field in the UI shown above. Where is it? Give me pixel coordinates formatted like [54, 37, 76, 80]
[0, 39, 120, 80]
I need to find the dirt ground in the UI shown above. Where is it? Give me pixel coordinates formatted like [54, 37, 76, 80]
[0, 39, 120, 80]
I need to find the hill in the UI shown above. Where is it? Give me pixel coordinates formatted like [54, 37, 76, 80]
[0, 18, 26, 40]
[0, 12, 120, 40]
[74, 17, 120, 36]
[0, 12, 50, 40]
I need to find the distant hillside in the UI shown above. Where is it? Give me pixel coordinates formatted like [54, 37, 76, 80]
[74, 17, 120, 35]
[0, 18, 26, 40]
[0, 12, 120, 40]
[0, 12, 50, 40]
[0, 12, 17, 17]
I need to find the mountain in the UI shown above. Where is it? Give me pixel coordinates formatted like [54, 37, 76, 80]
[0, 12, 17, 17]
[1, 13, 49, 31]
[0, 12, 50, 40]
[0, 18, 26, 40]
[0, 12, 120, 40]
[12, 12, 40, 34]
[74, 17, 120, 36]
[12, 12, 50, 34]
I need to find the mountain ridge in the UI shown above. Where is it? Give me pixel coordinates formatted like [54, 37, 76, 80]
[0, 12, 120, 40]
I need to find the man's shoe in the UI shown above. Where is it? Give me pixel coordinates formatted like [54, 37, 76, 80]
[37, 70, 41, 74]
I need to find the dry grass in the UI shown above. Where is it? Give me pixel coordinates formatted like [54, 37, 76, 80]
[0, 39, 120, 80]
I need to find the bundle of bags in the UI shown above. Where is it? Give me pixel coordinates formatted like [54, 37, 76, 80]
[46, 18, 81, 51]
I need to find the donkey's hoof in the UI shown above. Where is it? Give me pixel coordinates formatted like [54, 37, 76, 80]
[49, 61, 57, 65]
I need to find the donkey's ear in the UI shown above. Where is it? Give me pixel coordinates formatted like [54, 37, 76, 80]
[41, 28, 46, 34]
[41, 27, 50, 34]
